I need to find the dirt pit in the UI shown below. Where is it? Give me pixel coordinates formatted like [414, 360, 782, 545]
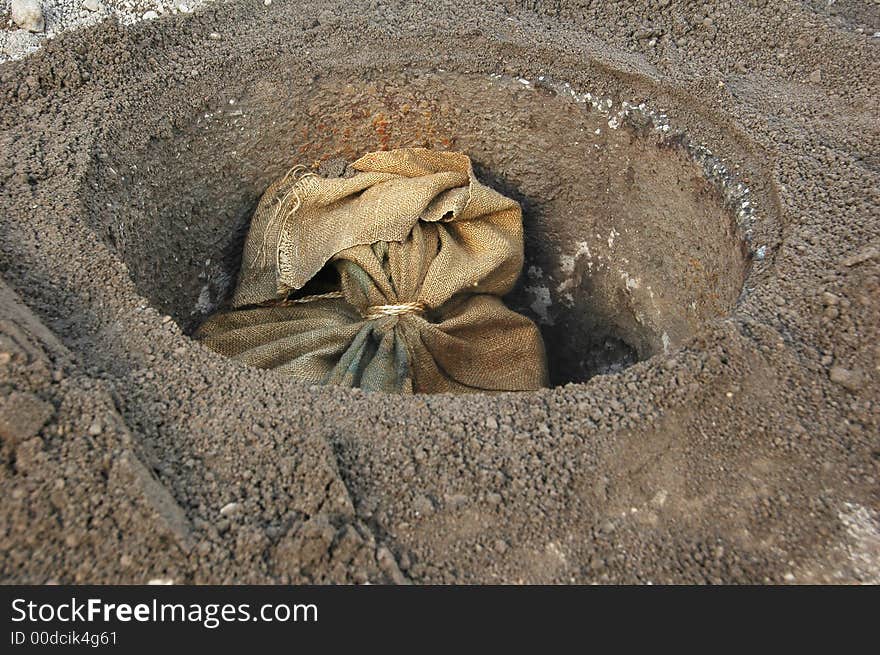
[84, 71, 752, 386]
[1, 0, 877, 585]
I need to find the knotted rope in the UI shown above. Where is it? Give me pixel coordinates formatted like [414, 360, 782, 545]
[260, 292, 425, 320]
[362, 301, 426, 320]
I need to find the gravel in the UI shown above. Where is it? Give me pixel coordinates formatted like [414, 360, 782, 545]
[1, 0, 212, 61]
[0, 0, 877, 584]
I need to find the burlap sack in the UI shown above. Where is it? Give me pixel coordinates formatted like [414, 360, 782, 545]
[196, 148, 547, 393]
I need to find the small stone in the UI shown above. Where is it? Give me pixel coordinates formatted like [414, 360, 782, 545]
[444, 493, 469, 509]
[83, 0, 100, 11]
[486, 492, 503, 506]
[651, 489, 668, 507]
[413, 494, 434, 516]
[841, 246, 878, 267]
[829, 366, 863, 392]
[821, 292, 839, 306]
[0, 392, 53, 446]
[142, 10, 158, 20]
[111, 451, 194, 552]
[376, 546, 409, 585]
[15, 437, 45, 474]
[208, 32, 222, 40]
[11, 0, 44, 33]
[88, 420, 103, 436]
[634, 27, 658, 40]
[484, 416, 498, 430]
[263, 0, 272, 5]
[809, 69, 822, 84]
[220, 502, 241, 517]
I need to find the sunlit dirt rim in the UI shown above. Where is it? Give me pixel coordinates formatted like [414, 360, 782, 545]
[84, 71, 753, 387]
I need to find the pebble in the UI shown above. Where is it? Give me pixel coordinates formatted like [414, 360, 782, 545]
[444, 493, 469, 509]
[208, 32, 222, 40]
[376, 546, 409, 585]
[821, 292, 839, 306]
[142, 10, 158, 20]
[0, 392, 54, 446]
[413, 494, 434, 515]
[11, 0, 44, 33]
[809, 69, 822, 84]
[88, 420, 103, 436]
[651, 489, 668, 508]
[841, 246, 878, 267]
[220, 501, 241, 517]
[829, 366, 863, 392]
[83, 0, 101, 12]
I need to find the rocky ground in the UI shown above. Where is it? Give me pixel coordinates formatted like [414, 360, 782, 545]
[2, 0, 211, 61]
[0, 0, 878, 583]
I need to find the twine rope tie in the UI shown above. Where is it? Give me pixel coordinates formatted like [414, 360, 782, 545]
[262, 292, 425, 320]
[362, 301, 426, 320]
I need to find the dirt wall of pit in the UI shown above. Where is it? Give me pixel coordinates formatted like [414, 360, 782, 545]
[0, 0, 878, 583]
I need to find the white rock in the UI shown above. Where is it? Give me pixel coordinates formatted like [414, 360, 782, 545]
[83, 0, 101, 12]
[142, 10, 158, 20]
[11, 0, 45, 33]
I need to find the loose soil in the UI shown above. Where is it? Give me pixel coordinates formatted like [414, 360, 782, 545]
[0, 0, 878, 583]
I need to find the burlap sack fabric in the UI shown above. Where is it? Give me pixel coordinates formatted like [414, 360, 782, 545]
[196, 148, 548, 393]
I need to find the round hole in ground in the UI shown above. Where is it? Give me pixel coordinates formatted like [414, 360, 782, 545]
[84, 70, 752, 387]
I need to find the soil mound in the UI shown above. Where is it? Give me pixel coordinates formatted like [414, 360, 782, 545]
[0, 0, 877, 583]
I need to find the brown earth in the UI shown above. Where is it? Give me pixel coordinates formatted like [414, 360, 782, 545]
[0, 0, 878, 583]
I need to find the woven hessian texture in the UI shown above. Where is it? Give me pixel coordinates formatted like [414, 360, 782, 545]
[196, 148, 548, 394]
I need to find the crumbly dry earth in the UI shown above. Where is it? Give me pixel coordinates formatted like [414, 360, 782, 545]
[0, 0, 878, 584]
[1, 0, 209, 62]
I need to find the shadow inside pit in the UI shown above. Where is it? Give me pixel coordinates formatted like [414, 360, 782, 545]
[474, 163, 644, 385]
